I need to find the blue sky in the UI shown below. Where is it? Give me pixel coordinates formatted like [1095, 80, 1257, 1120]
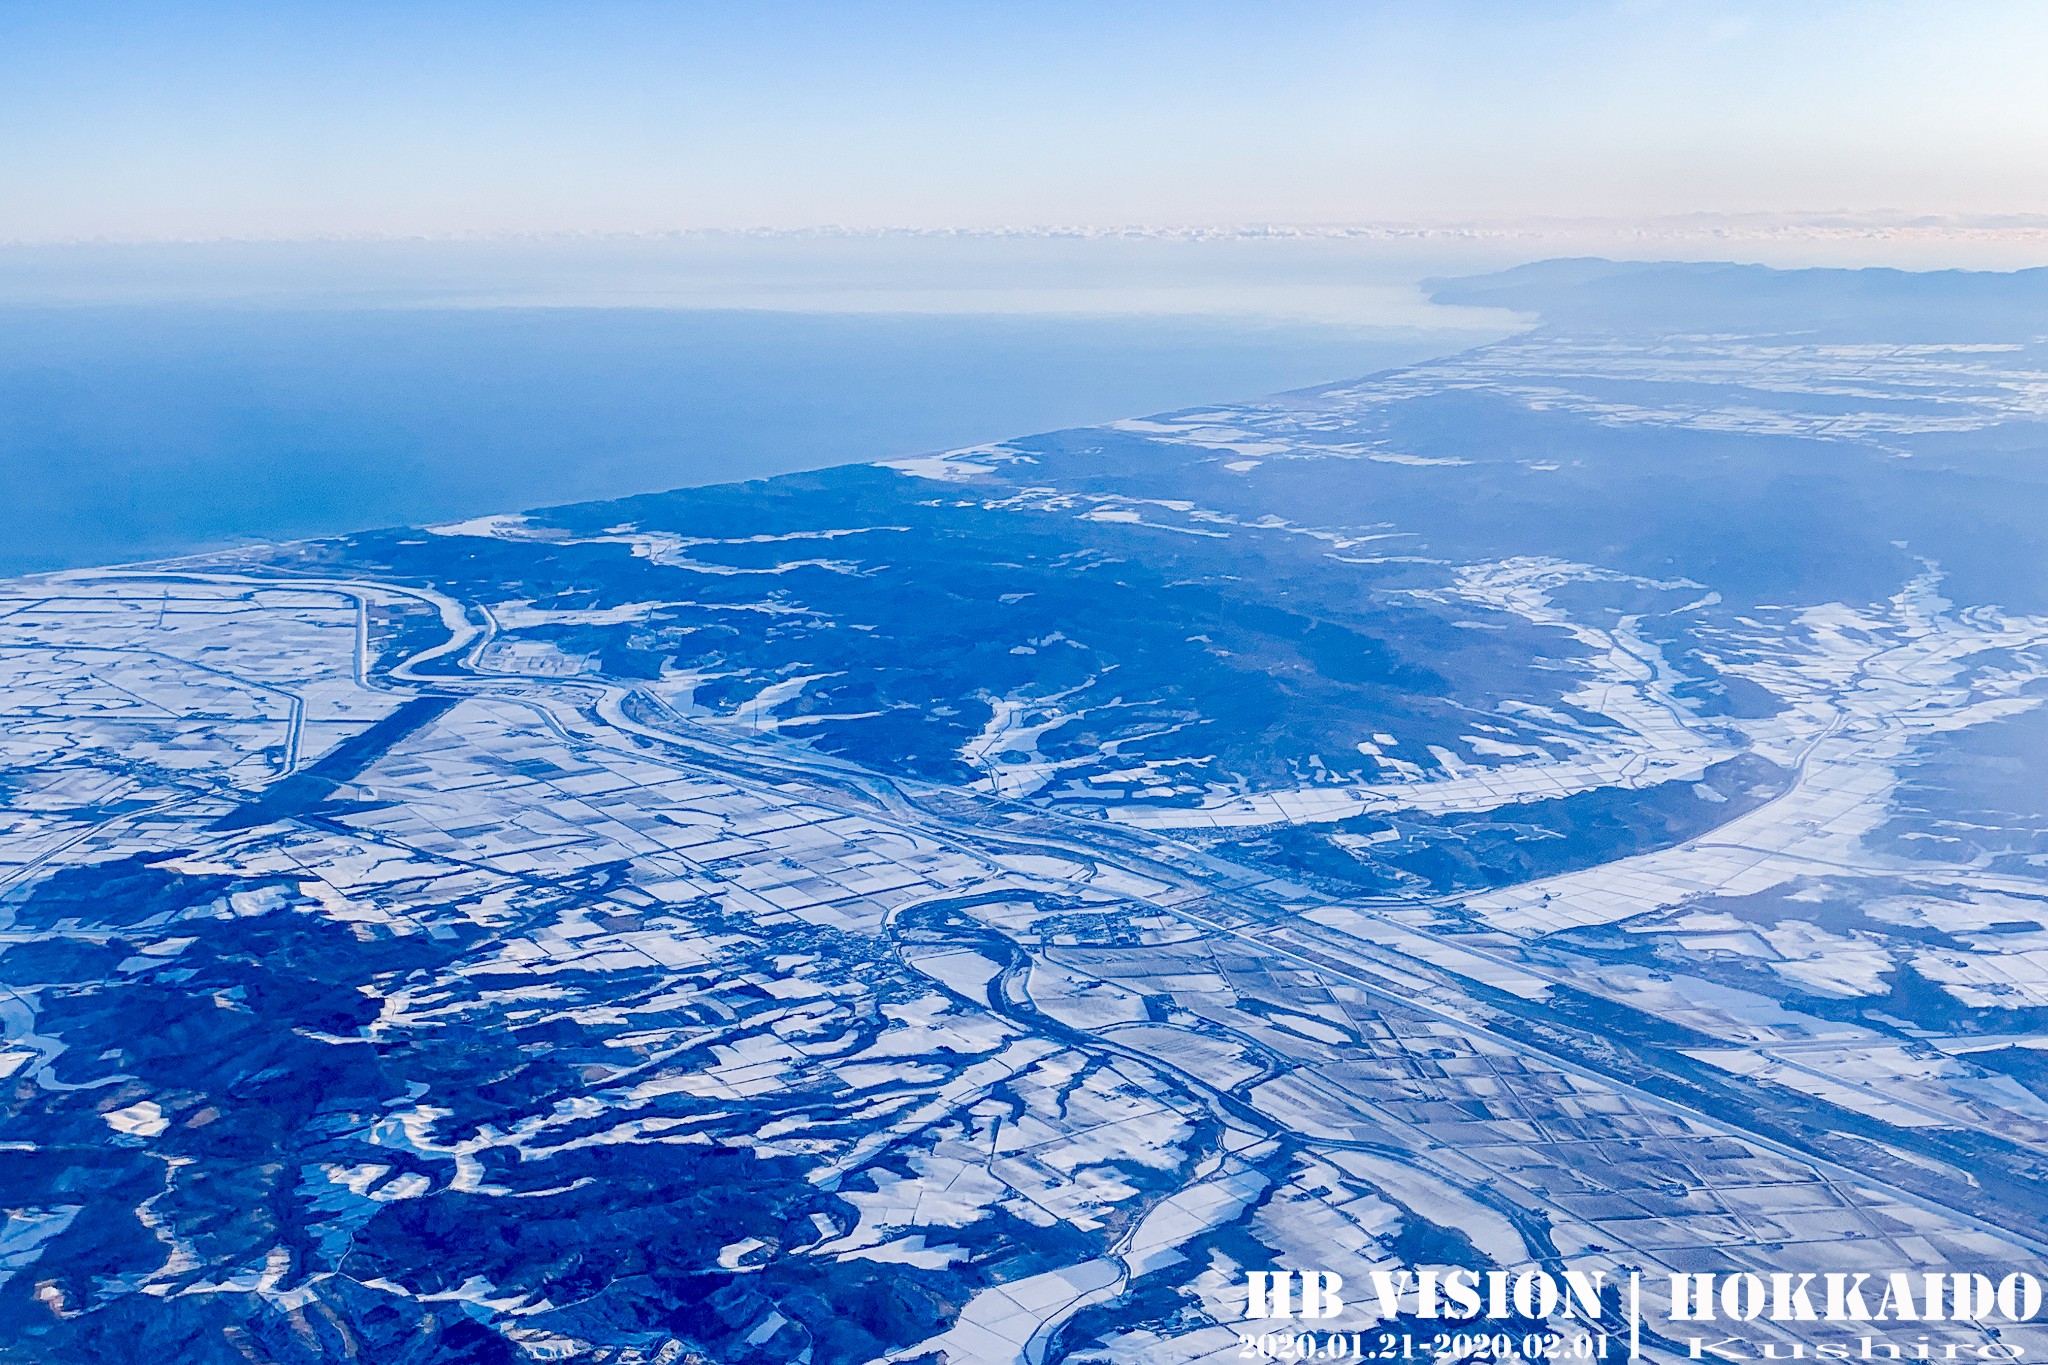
[2, 0, 2046, 240]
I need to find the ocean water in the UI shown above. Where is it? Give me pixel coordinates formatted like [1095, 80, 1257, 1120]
[0, 305, 1494, 576]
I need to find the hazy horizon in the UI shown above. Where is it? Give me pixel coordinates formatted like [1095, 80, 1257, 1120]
[6, 2, 2048, 241]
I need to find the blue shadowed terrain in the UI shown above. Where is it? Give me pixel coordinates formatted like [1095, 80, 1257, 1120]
[12, 261, 2048, 1363]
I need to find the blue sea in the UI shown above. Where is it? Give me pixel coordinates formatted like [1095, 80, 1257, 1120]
[0, 304, 1499, 576]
